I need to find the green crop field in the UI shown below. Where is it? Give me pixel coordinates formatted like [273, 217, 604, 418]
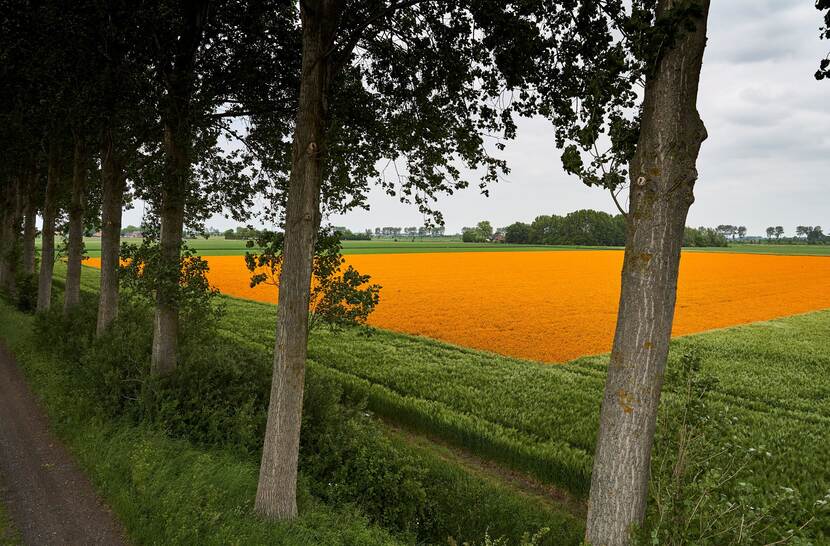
[39, 237, 830, 258]
[684, 243, 830, 256]
[217, 295, 830, 531]
[57, 237, 617, 257]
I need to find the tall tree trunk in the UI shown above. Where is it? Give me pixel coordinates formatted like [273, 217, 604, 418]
[64, 138, 88, 313]
[37, 147, 60, 312]
[96, 130, 125, 335]
[584, 2, 710, 545]
[150, 124, 187, 376]
[148, 0, 207, 375]
[22, 184, 37, 276]
[255, 2, 334, 521]
[0, 178, 22, 294]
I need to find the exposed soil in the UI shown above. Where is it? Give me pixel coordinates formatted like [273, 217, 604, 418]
[0, 343, 128, 546]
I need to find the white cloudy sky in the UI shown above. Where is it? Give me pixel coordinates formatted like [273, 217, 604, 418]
[124, 1, 830, 237]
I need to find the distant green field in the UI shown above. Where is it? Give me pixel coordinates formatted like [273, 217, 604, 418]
[684, 243, 830, 256]
[52, 237, 619, 257]
[39, 237, 830, 258]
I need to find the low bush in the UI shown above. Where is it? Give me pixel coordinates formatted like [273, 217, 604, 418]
[13, 271, 38, 312]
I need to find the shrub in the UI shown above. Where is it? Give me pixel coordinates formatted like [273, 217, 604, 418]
[14, 271, 38, 312]
[301, 369, 433, 537]
[152, 339, 270, 455]
[32, 293, 99, 363]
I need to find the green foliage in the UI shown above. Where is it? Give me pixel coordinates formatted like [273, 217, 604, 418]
[245, 228, 380, 330]
[81, 302, 154, 418]
[547, 0, 709, 194]
[33, 293, 100, 361]
[462, 221, 494, 243]
[817, 0, 830, 80]
[682, 226, 728, 247]
[218, 304, 830, 544]
[535, 210, 626, 246]
[13, 271, 38, 312]
[119, 239, 223, 328]
[505, 222, 532, 244]
[300, 371, 433, 537]
[223, 226, 261, 240]
[455, 528, 550, 546]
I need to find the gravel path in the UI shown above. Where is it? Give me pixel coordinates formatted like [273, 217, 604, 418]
[0, 343, 128, 545]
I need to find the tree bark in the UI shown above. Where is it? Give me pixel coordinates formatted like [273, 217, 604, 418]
[64, 137, 88, 313]
[584, 2, 710, 545]
[150, 124, 187, 376]
[22, 184, 37, 276]
[0, 178, 22, 295]
[37, 146, 61, 313]
[255, 1, 335, 521]
[96, 130, 126, 335]
[148, 1, 207, 375]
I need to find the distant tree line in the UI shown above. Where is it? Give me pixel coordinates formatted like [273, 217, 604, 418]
[462, 221, 494, 243]
[463, 210, 729, 247]
[373, 226, 446, 238]
[332, 227, 371, 241]
[763, 225, 827, 244]
[223, 226, 262, 240]
[715, 225, 747, 240]
[221, 224, 448, 241]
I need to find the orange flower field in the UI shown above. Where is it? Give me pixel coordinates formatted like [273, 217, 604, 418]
[86, 251, 830, 363]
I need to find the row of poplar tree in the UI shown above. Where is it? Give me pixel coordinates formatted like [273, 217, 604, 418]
[0, 1, 827, 545]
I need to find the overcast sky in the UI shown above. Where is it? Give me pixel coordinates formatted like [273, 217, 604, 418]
[124, 1, 830, 237]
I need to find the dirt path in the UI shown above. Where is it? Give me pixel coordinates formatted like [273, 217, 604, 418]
[0, 343, 128, 546]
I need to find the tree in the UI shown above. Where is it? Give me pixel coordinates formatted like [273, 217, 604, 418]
[135, 0, 296, 375]
[504, 222, 531, 244]
[766, 226, 775, 241]
[737, 225, 747, 240]
[775, 226, 784, 240]
[93, 0, 152, 336]
[585, 3, 711, 542]
[245, 228, 381, 331]
[807, 226, 824, 245]
[538, 0, 712, 541]
[796, 225, 810, 238]
[254, 1, 540, 520]
[476, 221, 494, 241]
